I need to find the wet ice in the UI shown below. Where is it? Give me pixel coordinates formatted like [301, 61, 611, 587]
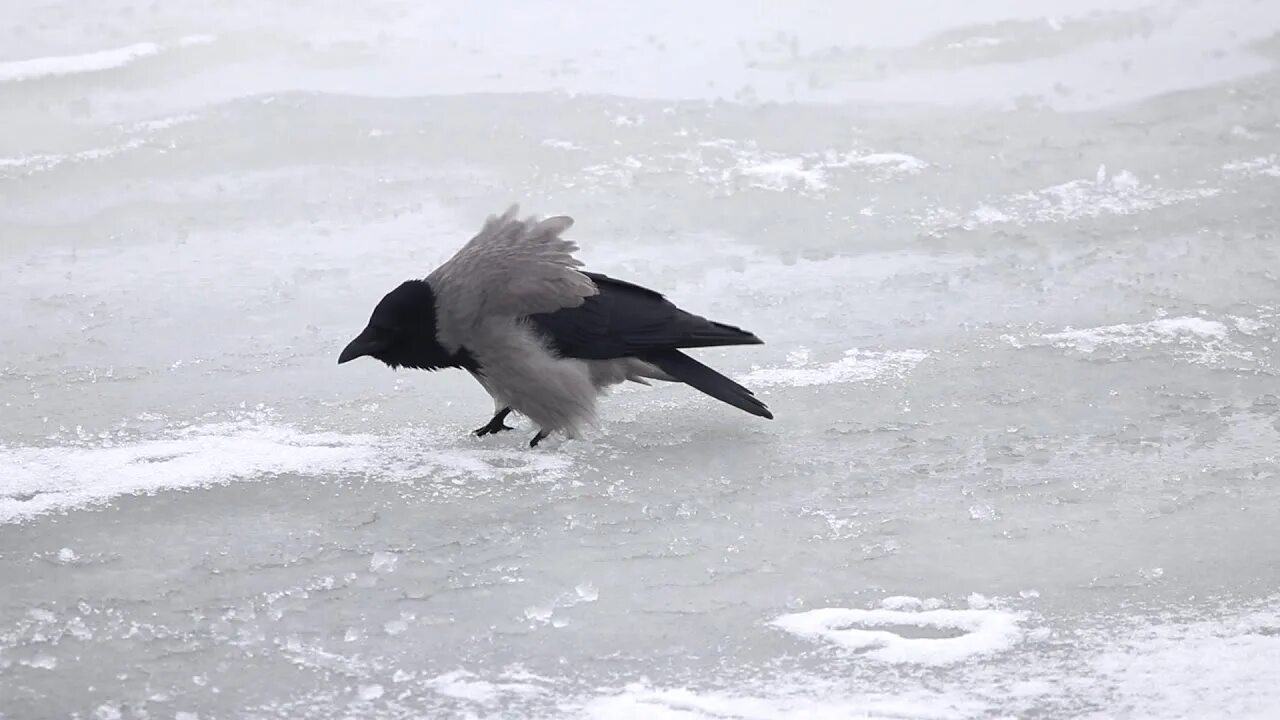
[3, 1, 1280, 718]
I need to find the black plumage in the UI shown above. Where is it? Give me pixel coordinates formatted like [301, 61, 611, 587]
[530, 273, 772, 419]
[530, 273, 762, 358]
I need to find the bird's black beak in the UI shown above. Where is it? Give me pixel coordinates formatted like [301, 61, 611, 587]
[338, 327, 381, 365]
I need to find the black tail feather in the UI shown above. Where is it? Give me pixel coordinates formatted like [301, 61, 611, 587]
[642, 349, 773, 420]
[677, 317, 764, 350]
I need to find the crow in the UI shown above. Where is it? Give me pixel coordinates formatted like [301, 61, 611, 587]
[338, 205, 772, 446]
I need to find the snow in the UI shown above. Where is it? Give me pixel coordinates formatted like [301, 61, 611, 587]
[1041, 316, 1228, 352]
[771, 599, 1025, 665]
[739, 348, 928, 388]
[0, 43, 162, 83]
[3, 1, 1280, 719]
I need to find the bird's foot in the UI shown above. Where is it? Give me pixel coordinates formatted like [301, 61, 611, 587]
[473, 421, 515, 437]
[473, 407, 514, 437]
[529, 430, 550, 448]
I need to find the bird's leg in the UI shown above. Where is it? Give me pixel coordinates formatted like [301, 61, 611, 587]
[473, 407, 514, 437]
[529, 429, 550, 448]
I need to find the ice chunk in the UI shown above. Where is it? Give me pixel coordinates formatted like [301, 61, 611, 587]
[575, 583, 599, 602]
[369, 552, 398, 574]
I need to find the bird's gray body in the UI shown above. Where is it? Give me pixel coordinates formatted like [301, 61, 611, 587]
[428, 206, 667, 437]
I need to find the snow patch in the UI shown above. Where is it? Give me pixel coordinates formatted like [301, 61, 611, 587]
[0, 112, 196, 176]
[740, 349, 927, 388]
[771, 604, 1024, 665]
[541, 139, 582, 150]
[580, 681, 986, 720]
[1086, 603, 1280, 719]
[0, 417, 573, 524]
[1041, 316, 1227, 353]
[839, 152, 929, 174]
[571, 139, 925, 197]
[739, 157, 829, 192]
[132, 114, 197, 133]
[932, 170, 1220, 230]
[1010, 171, 1219, 223]
[1223, 155, 1280, 178]
[24, 655, 58, 670]
[0, 139, 147, 175]
[0, 36, 214, 83]
[369, 552, 398, 574]
[524, 581, 600, 627]
[1013, 314, 1270, 371]
[945, 36, 1005, 49]
[0, 43, 160, 83]
[422, 670, 546, 705]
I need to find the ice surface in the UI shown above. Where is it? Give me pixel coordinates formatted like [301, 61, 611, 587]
[3, 0, 1280, 718]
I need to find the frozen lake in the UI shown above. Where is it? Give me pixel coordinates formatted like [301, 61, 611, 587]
[3, 1, 1280, 718]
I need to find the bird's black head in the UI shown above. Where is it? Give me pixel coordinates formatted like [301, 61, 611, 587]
[338, 280, 471, 371]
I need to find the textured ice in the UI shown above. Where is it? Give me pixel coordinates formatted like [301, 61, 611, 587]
[3, 1, 1280, 718]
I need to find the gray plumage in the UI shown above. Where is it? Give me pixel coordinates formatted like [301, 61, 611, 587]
[429, 207, 609, 437]
[338, 204, 772, 445]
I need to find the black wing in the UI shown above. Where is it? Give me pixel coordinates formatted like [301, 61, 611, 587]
[528, 272, 763, 360]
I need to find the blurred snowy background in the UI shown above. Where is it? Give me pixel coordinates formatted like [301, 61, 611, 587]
[2, 1, 1280, 718]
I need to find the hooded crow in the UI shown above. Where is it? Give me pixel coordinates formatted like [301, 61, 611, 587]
[338, 205, 772, 446]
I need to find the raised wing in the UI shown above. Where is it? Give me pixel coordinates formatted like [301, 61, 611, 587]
[529, 272, 763, 360]
[428, 205, 598, 349]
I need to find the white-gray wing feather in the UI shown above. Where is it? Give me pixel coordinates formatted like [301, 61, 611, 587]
[428, 204, 597, 351]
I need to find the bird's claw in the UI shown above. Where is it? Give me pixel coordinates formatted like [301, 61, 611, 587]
[473, 422, 515, 437]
